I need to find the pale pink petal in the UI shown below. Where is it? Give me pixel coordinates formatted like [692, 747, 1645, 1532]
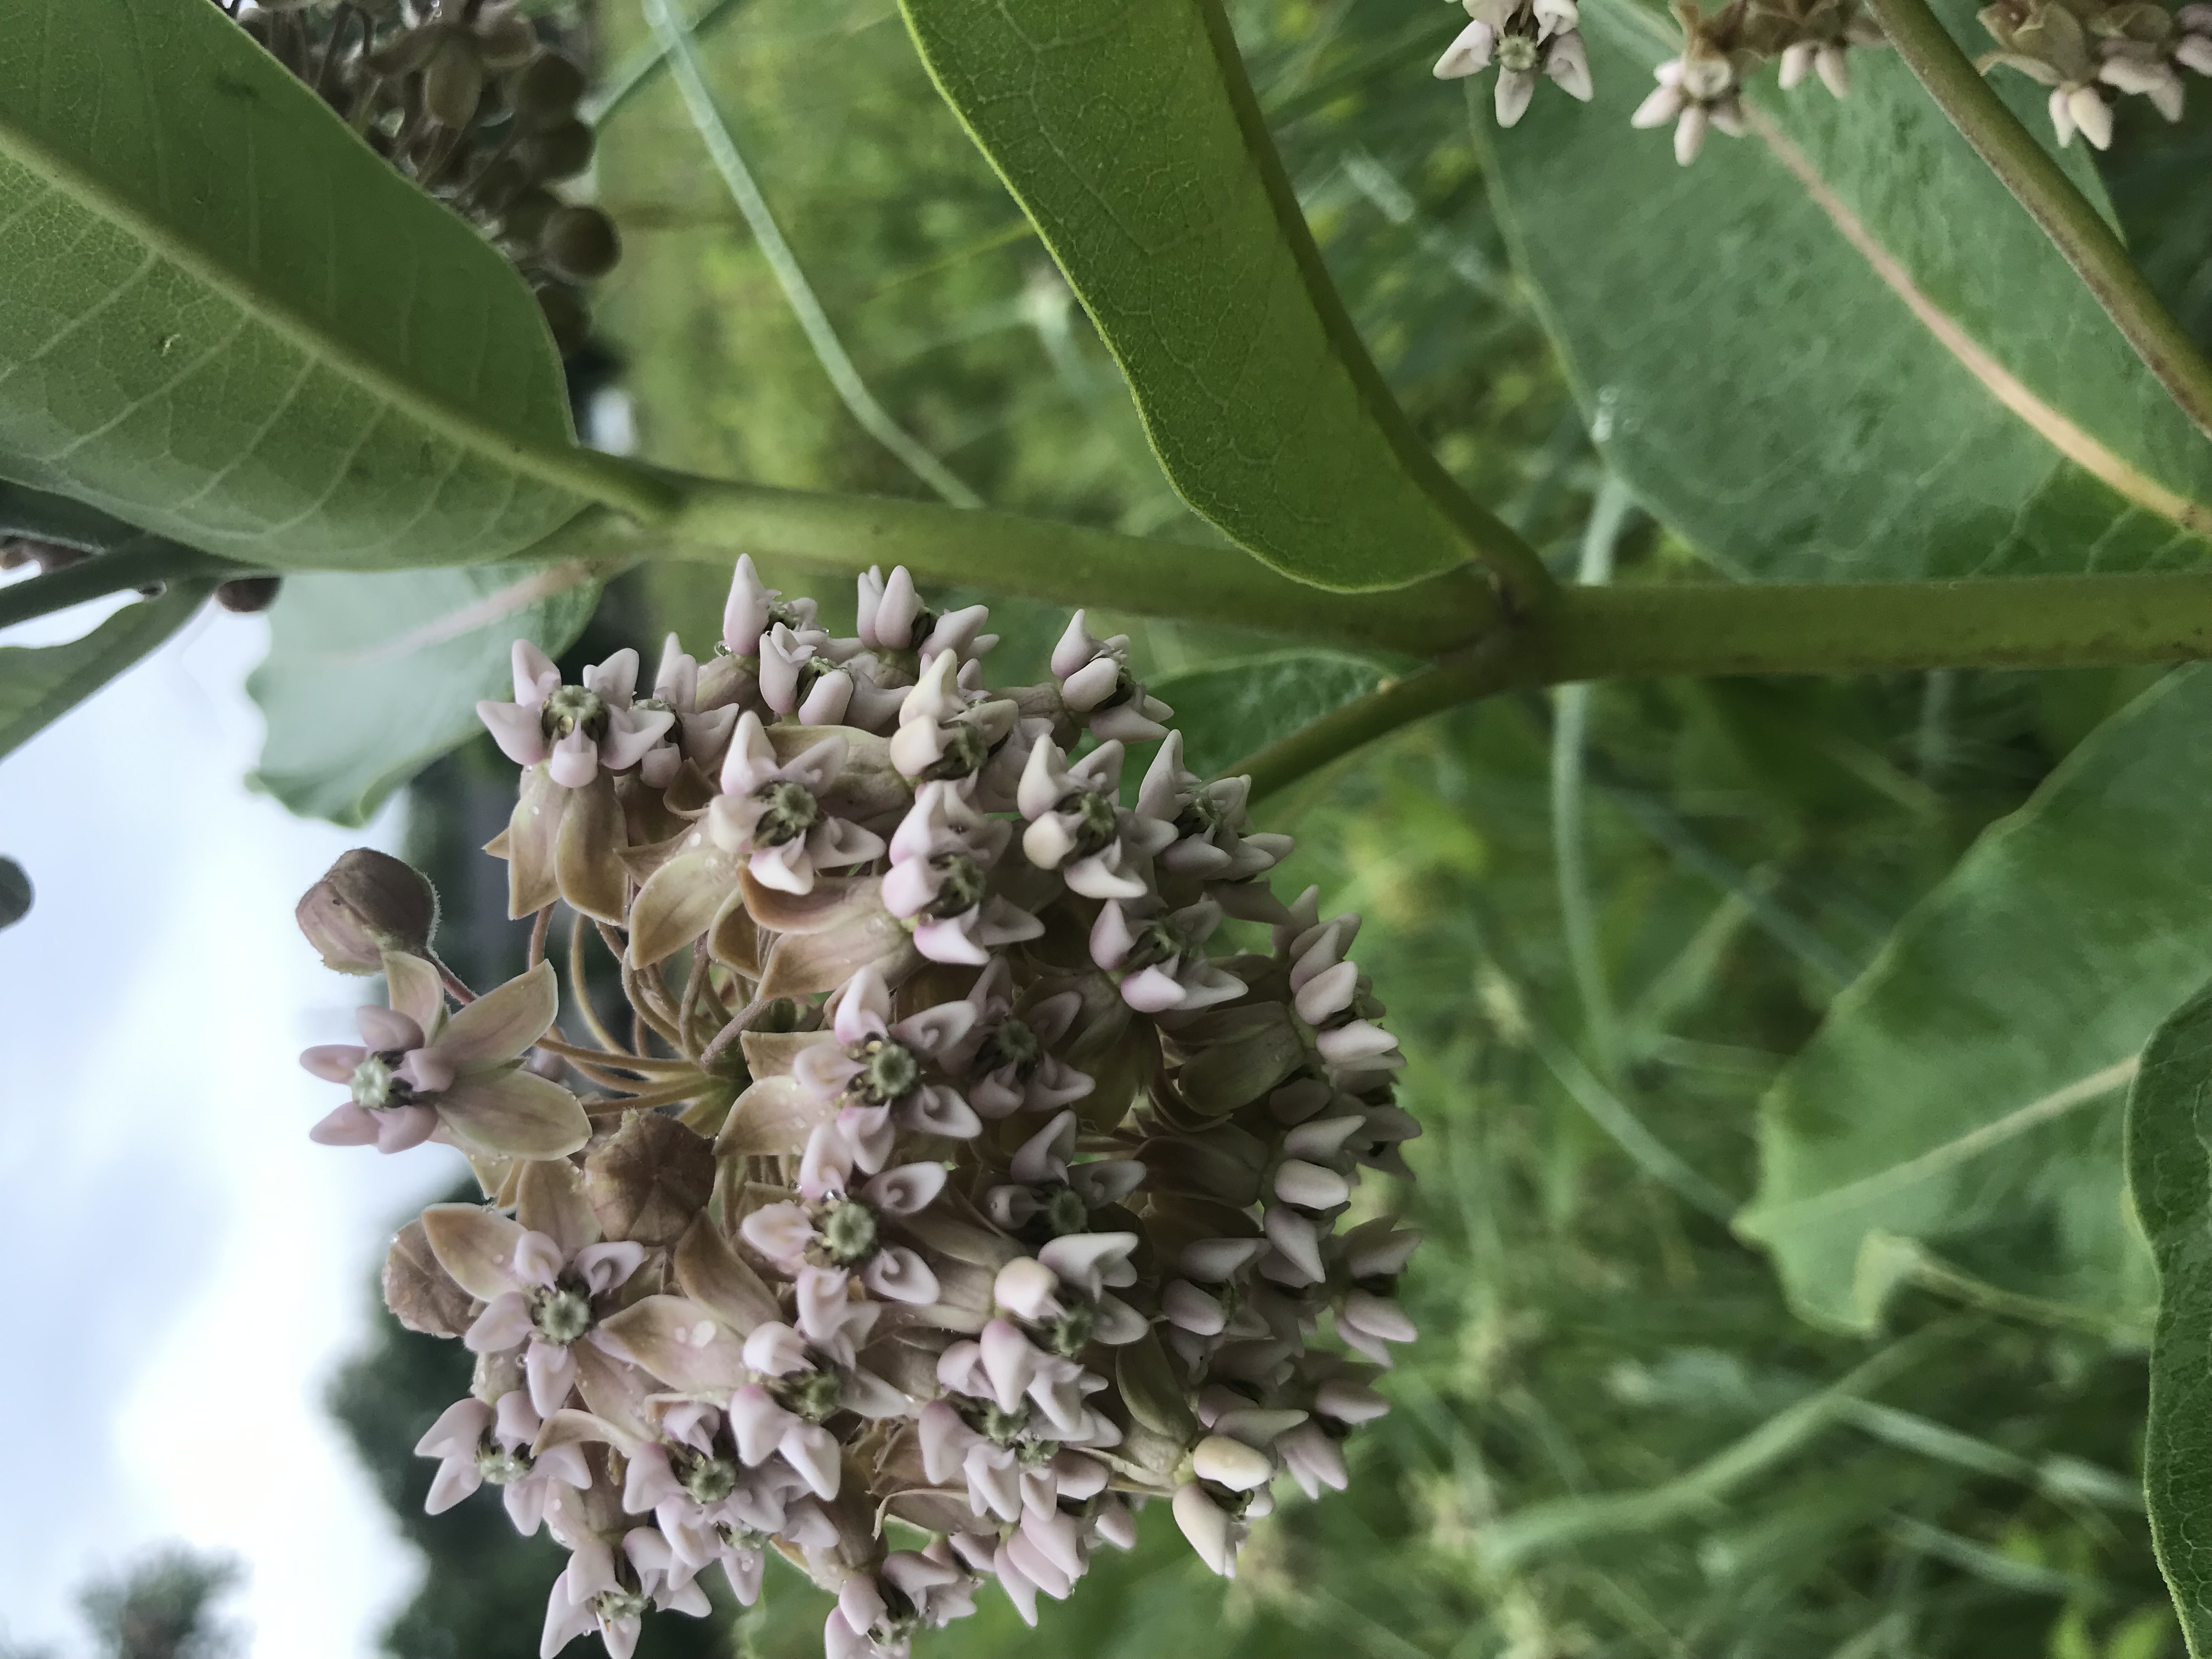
[300, 1043, 368, 1084]
[308, 1102, 381, 1146]
[465, 1291, 534, 1354]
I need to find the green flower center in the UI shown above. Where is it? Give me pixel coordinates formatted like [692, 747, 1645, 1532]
[772, 1367, 844, 1423]
[1498, 31, 1541, 71]
[475, 1437, 533, 1486]
[919, 721, 990, 781]
[1176, 791, 1226, 840]
[817, 1198, 879, 1265]
[350, 1053, 398, 1111]
[592, 1587, 651, 1622]
[753, 780, 820, 847]
[1043, 1185, 1090, 1238]
[924, 853, 988, 919]
[976, 1017, 1042, 1080]
[1124, 917, 1190, 973]
[979, 1401, 1030, 1443]
[856, 1038, 921, 1104]
[542, 684, 608, 743]
[529, 1280, 594, 1345]
[1061, 789, 1121, 860]
[1041, 1300, 1094, 1358]
[675, 1447, 740, 1504]
[794, 654, 842, 699]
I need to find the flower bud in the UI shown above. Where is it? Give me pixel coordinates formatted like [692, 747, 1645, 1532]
[1192, 1432, 1274, 1491]
[296, 849, 438, 973]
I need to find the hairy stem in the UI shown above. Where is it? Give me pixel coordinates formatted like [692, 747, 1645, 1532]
[1238, 571, 2212, 799]
[1865, 0, 2212, 444]
[0, 542, 251, 631]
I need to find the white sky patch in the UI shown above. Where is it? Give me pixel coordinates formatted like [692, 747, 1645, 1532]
[0, 597, 468, 1656]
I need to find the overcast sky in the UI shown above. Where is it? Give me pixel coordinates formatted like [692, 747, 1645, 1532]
[0, 590, 475, 1655]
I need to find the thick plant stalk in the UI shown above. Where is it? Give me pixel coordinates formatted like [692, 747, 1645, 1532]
[1236, 571, 2212, 798]
[1865, 0, 2212, 447]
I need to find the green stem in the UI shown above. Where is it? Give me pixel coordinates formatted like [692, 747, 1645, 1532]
[1865, 0, 2212, 444]
[580, 0, 748, 128]
[640, 0, 984, 510]
[1237, 571, 2212, 798]
[528, 483, 1508, 653]
[0, 543, 249, 631]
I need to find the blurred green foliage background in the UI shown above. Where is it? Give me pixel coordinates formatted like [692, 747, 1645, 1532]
[329, 0, 2212, 1654]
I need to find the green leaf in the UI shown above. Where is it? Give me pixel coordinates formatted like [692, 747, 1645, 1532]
[1483, 0, 2212, 580]
[2130, 974, 2212, 1656]
[247, 561, 602, 826]
[0, 0, 645, 569]
[0, 580, 210, 760]
[896, 0, 1536, 595]
[1152, 650, 1384, 778]
[1737, 667, 2212, 1334]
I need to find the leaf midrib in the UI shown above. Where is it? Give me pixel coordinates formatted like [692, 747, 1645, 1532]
[0, 101, 669, 528]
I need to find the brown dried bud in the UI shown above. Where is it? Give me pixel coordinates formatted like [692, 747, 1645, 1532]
[0, 856, 29, 933]
[215, 575, 281, 614]
[510, 52, 588, 126]
[585, 1110, 715, 1247]
[296, 848, 438, 973]
[382, 1219, 477, 1337]
[539, 205, 619, 281]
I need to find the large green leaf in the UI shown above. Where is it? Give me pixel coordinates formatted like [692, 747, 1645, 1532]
[0, 0, 625, 570]
[248, 561, 602, 826]
[1485, 0, 2212, 580]
[0, 579, 209, 759]
[1737, 667, 2212, 1334]
[896, 0, 1530, 594]
[2130, 974, 2212, 1655]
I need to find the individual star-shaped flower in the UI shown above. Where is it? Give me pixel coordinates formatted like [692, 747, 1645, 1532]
[299, 955, 588, 1159]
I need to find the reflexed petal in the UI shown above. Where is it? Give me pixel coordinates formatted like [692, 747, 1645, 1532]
[433, 960, 560, 1070]
[422, 1204, 530, 1299]
[374, 1104, 440, 1153]
[628, 846, 737, 968]
[503, 766, 565, 920]
[437, 1069, 590, 1159]
[597, 1296, 751, 1392]
[357, 1006, 425, 1053]
[861, 1245, 941, 1305]
[556, 774, 627, 924]
[526, 1339, 579, 1416]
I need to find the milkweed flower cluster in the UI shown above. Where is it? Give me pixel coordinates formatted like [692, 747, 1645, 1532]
[1435, 0, 1883, 163]
[295, 560, 1422, 1658]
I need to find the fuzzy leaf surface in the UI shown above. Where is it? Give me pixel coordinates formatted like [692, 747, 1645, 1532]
[1152, 650, 1384, 778]
[1485, 0, 2212, 580]
[2130, 974, 2212, 1655]
[1737, 668, 2212, 1333]
[0, 0, 594, 569]
[248, 561, 601, 826]
[898, 0, 1510, 592]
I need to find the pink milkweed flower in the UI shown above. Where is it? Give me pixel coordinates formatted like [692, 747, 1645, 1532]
[415, 1389, 588, 1533]
[721, 554, 820, 658]
[1049, 612, 1172, 742]
[299, 956, 588, 1159]
[477, 641, 674, 789]
[740, 1122, 947, 1304]
[1017, 738, 1175, 900]
[709, 712, 884, 894]
[635, 633, 742, 789]
[1090, 898, 1248, 1013]
[857, 565, 997, 661]
[422, 1203, 648, 1417]
[795, 966, 984, 1160]
[882, 782, 1043, 965]
[538, 1529, 706, 1659]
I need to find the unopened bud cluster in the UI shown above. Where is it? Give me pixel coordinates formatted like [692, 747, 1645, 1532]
[222, 0, 618, 351]
[1436, 0, 1883, 163]
[296, 560, 1423, 1658]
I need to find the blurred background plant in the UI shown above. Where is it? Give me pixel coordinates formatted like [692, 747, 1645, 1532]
[307, 0, 2212, 1654]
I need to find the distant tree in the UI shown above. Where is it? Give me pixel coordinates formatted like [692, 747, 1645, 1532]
[67, 1548, 241, 1659]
